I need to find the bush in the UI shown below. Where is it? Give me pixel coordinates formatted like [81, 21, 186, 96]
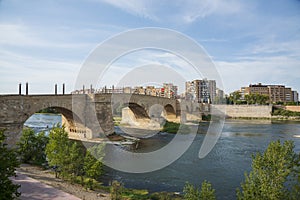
[272, 108, 300, 117]
[0, 130, 20, 200]
[183, 180, 216, 200]
[17, 128, 49, 165]
[110, 180, 124, 200]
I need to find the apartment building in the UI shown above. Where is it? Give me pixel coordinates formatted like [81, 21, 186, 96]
[292, 91, 299, 103]
[240, 83, 298, 103]
[185, 79, 217, 103]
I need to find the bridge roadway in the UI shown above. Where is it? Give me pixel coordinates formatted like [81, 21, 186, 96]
[0, 93, 204, 146]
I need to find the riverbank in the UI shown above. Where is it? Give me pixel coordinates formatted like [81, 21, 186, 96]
[17, 164, 182, 200]
[17, 164, 110, 200]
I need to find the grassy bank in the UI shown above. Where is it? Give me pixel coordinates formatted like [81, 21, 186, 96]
[162, 121, 191, 134]
[272, 108, 300, 117]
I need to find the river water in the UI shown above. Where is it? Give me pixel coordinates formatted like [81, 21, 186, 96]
[25, 114, 300, 199]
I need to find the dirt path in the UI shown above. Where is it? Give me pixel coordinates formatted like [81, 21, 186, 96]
[15, 164, 110, 200]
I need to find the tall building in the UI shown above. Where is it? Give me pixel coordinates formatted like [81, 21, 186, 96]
[185, 80, 199, 101]
[185, 79, 217, 103]
[240, 83, 298, 103]
[292, 91, 299, 103]
[215, 88, 225, 104]
[163, 83, 178, 99]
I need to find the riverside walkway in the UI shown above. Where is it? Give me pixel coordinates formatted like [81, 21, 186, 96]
[11, 164, 110, 200]
[12, 172, 81, 200]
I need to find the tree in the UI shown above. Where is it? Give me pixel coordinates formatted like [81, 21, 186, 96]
[229, 91, 242, 105]
[199, 181, 216, 200]
[45, 125, 70, 178]
[183, 180, 216, 200]
[67, 142, 85, 183]
[83, 144, 104, 189]
[17, 128, 49, 165]
[0, 130, 20, 200]
[84, 151, 103, 179]
[237, 140, 299, 200]
[244, 94, 269, 105]
[35, 131, 49, 165]
[17, 128, 36, 163]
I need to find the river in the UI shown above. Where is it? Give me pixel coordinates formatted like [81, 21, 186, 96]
[25, 114, 300, 199]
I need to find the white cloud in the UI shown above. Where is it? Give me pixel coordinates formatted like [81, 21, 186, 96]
[100, 0, 243, 23]
[216, 55, 300, 94]
[100, 0, 158, 21]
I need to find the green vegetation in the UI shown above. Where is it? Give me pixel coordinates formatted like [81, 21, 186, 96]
[113, 117, 122, 126]
[17, 126, 105, 190]
[237, 140, 300, 200]
[36, 107, 59, 114]
[272, 107, 300, 117]
[244, 94, 269, 105]
[228, 91, 242, 105]
[110, 181, 152, 200]
[0, 130, 20, 200]
[162, 121, 190, 134]
[227, 92, 269, 105]
[162, 121, 180, 133]
[202, 114, 211, 121]
[183, 180, 216, 200]
[17, 128, 49, 165]
[45, 125, 106, 188]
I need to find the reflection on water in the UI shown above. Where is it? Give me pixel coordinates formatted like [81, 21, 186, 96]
[25, 115, 300, 200]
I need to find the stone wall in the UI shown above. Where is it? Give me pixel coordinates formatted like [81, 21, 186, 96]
[0, 93, 178, 146]
[212, 105, 272, 118]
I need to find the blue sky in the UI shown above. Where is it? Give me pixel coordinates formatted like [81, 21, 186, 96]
[0, 0, 300, 94]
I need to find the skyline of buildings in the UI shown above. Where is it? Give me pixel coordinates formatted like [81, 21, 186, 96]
[71, 81, 299, 104]
[72, 83, 178, 99]
[185, 79, 224, 104]
[239, 83, 299, 103]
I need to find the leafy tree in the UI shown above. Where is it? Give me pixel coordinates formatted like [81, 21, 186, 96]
[0, 130, 20, 200]
[199, 181, 216, 200]
[183, 182, 200, 200]
[17, 128, 36, 163]
[237, 140, 299, 200]
[35, 131, 49, 165]
[183, 180, 216, 200]
[84, 151, 103, 179]
[67, 142, 85, 183]
[229, 91, 242, 105]
[83, 144, 104, 189]
[45, 125, 70, 178]
[245, 94, 269, 105]
[17, 128, 48, 165]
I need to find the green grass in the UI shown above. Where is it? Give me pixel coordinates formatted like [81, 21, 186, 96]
[113, 117, 122, 126]
[162, 121, 190, 134]
[272, 108, 300, 117]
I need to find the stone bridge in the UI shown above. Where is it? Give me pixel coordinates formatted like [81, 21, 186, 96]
[0, 93, 203, 145]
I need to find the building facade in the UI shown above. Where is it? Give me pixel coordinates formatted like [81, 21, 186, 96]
[185, 80, 199, 101]
[292, 91, 299, 103]
[185, 79, 217, 103]
[240, 83, 298, 103]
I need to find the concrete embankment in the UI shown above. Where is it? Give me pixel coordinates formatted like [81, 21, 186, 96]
[212, 105, 272, 119]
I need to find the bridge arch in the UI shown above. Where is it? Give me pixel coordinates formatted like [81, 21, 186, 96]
[24, 106, 90, 140]
[163, 104, 176, 121]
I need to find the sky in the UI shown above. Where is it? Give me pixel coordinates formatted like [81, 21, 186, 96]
[0, 0, 300, 95]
